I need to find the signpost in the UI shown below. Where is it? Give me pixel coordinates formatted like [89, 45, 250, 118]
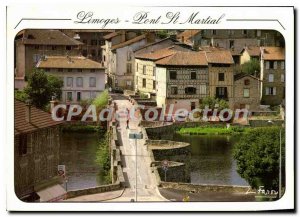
[161, 160, 169, 182]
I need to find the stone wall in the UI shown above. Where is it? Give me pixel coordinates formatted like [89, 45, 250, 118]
[249, 119, 284, 127]
[160, 182, 251, 193]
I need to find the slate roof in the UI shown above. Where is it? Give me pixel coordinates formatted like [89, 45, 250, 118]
[15, 99, 62, 135]
[36, 56, 105, 69]
[16, 30, 83, 46]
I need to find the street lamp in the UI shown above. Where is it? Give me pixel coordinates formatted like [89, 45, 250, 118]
[268, 120, 282, 199]
[129, 131, 143, 202]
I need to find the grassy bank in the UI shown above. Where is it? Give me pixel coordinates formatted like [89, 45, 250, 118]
[177, 126, 250, 135]
[61, 124, 105, 133]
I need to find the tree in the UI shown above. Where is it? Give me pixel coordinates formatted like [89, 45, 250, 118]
[200, 96, 229, 110]
[24, 69, 63, 109]
[241, 59, 260, 76]
[233, 127, 285, 191]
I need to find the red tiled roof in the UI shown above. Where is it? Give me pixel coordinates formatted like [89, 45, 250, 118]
[205, 50, 234, 64]
[36, 56, 105, 69]
[243, 46, 261, 57]
[261, 47, 285, 60]
[177, 30, 201, 43]
[15, 99, 63, 135]
[16, 30, 83, 46]
[155, 51, 208, 66]
[135, 46, 178, 61]
[111, 34, 146, 50]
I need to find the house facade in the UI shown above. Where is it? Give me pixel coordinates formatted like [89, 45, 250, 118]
[240, 45, 261, 65]
[14, 99, 65, 202]
[206, 50, 235, 108]
[36, 56, 106, 102]
[260, 47, 285, 105]
[233, 74, 261, 110]
[155, 52, 209, 112]
[15, 30, 83, 89]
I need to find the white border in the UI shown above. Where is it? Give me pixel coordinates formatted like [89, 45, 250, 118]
[5, 4, 294, 211]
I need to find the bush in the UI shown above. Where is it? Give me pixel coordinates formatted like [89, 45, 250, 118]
[92, 90, 109, 110]
[200, 96, 229, 110]
[233, 127, 285, 191]
[95, 133, 111, 184]
[241, 59, 260, 76]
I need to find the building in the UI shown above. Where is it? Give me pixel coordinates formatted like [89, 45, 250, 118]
[155, 51, 209, 112]
[36, 56, 106, 102]
[62, 30, 114, 62]
[14, 99, 65, 202]
[240, 45, 261, 65]
[260, 47, 285, 105]
[15, 30, 83, 89]
[233, 74, 261, 110]
[206, 50, 235, 108]
[135, 45, 192, 95]
[176, 30, 202, 48]
[105, 32, 156, 90]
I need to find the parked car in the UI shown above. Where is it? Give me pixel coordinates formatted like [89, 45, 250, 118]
[112, 87, 124, 94]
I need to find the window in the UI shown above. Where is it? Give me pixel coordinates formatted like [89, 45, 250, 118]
[77, 92, 81, 101]
[143, 65, 146, 75]
[34, 45, 39, 50]
[67, 92, 73, 101]
[243, 88, 250, 98]
[126, 81, 132, 86]
[99, 40, 105, 45]
[281, 61, 285, 70]
[266, 87, 276, 95]
[281, 74, 285, 82]
[191, 71, 196, 80]
[103, 55, 106, 62]
[185, 87, 197, 95]
[274, 61, 278, 69]
[269, 61, 274, 69]
[265, 61, 270, 69]
[127, 63, 132, 74]
[212, 30, 217, 35]
[67, 77, 73, 87]
[229, 40, 234, 48]
[170, 71, 177, 80]
[199, 84, 207, 95]
[153, 80, 156, 90]
[171, 86, 178, 95]
[91, 49, 96, 56]
[216, 87, 228, 99]
[58, 68, 63, 72]
[243, 30, 247, 35]
[191, 102, 196, 110]
[89, 77, 96, 87]
[66, 46, 72, 50]
[257, 30, 261, 37]
[90, 91, 97, 99]
[82, 39, 87, 44]
[142, 78, 146, 88]
[76, 77, 83, 87]
[91, 40, 98, 45]
[136, 63, 139, 71]
[82, 49, 87, 56]
[244, 79, 250, 85]
[52, 45, 57, 50]
[127, 51, 131, 61]
[153, 67, 156, 76]
[268, 74, 274, 82]
[19, 134, 27, 155]
[218, 73, 225, 81]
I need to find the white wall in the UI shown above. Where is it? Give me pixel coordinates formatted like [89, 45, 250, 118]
[156, 67, 167, 108]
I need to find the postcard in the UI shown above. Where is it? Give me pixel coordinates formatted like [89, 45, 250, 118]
[5, 3, 294, 211]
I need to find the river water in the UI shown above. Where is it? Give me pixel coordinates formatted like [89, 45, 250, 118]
[59, 132, 105, 191]
[173, 134, 249, 186]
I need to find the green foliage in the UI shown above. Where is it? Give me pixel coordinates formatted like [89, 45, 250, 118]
[61, 124, 102, 133]
[241, 59, 260, 76]
[156, 30, 169, 39]
[139, 92, 148, 99]
[95, 132, 111, 184]
[92, 90, 109, 110]
[14, 90, 29, 102]
[200, 96, 229, 110]
[233, 127, 285, 190]
[24, 69, 63, 109]
[177, 125, 249, 135]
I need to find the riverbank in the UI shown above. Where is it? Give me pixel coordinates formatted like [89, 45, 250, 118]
[177, 125, 250, 135]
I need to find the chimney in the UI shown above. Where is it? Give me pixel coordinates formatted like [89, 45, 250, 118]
[25, 100, 32, 123]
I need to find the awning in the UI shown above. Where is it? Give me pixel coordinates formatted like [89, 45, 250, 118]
[37, 184, 67, 202]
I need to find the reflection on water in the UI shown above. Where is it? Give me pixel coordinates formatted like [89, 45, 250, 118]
[59, 132, 105, 190]
[173, 134, 248, 186]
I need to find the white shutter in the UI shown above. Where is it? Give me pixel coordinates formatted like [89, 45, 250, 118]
[273, 87, 276, 95]
[266, 61, 270, 69]
[281, 74, 285, 82]
[281, 61, 285, 70]
[274, 61, 277, 69]
[268, 74, 274, 82]
[265, 87, 269, 95]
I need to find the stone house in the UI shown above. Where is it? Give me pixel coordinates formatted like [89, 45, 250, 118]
[155, 51, 209, 112]
[260, 47, 285, 105]
[36, 56, 106, 102]
[14, 99, 65, 202]
[176, 30, 202, 48]
[206, 50, 235, 108]
[240, 45, 261, 65]
[15, 30, 83, 89]
[135, 45, 192, 95]
[233, 74, 261, 110]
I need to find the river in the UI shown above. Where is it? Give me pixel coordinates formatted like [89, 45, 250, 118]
[173, 134, 249, 186]
[59, 132, 105, 191]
